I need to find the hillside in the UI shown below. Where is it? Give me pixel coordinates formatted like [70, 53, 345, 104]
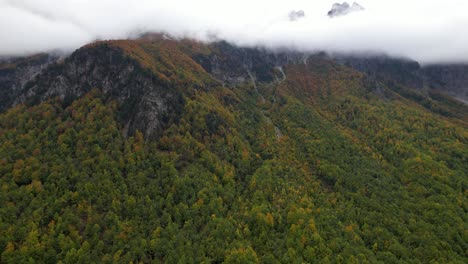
[0, 37, 467, 263]
[334, 54, 468, 108]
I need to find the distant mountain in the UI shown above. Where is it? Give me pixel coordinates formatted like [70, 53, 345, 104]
[327, 2, 365, 17]
[334, 54, 468, 105]
[0, 35, 466, 263]
[423, 64, 468, 104]
[289, 10, 305, 21]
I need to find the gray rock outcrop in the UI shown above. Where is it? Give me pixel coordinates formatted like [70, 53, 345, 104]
[15, 44, 184, 139]
[289, 10, 305, 21]
[328, 2, 364, 17]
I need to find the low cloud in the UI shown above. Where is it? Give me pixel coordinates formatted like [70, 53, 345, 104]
[0, 0, 467, 64]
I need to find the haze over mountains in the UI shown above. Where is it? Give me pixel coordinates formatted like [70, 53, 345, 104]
[327, 2, 365, 18]
[1, 0, 468, 63]
[2, 33, 467, 107]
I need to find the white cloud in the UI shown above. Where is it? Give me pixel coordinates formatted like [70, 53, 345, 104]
[0, 0, 467, 63]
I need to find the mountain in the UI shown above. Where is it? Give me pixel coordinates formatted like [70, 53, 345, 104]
[0, 38, 308, 139]
[423, 64, 468, 104]
[0, 53, 60, 111]
[334, 54, 468, 117]
[289, 10, 306, 21]
[0, 36, 467, 263]
[327, 2, 365, 18]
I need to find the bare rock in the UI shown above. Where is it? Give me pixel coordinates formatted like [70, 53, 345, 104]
[289, 10, 305, 21]
[328, 2, 364, 18]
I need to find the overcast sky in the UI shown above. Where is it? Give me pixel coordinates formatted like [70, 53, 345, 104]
[0, 0, 467, 64]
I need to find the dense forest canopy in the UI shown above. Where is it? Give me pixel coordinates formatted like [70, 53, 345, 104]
[0, 38, 467, 263]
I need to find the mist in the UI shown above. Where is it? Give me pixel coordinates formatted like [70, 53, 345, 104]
[1, 0, 467, 64]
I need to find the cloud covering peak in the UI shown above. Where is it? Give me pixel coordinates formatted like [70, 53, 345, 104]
[1, 0, 467, 64]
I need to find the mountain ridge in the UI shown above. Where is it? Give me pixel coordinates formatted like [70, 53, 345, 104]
[0, 35, 466, 263]
[3, 34, 468, 137]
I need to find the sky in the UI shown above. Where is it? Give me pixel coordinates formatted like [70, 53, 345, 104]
[0, 0, 467, 64]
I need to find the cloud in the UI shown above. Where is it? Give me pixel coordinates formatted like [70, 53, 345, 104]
[0, 0, 467, 64]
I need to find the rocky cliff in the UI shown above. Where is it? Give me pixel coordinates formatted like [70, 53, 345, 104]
[423, 64, 468, 103]
[0, 53, 59, 111]
[14, 43, 187, 139]
[334, 54, 468, 103]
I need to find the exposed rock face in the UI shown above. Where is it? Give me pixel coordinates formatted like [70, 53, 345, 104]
[0, 54, 59, 111]
[334, 54, 468, 103]
[328, 2, 364, 17]
[16, 44, 184, 139]
[334, 55, 425, 89]
[422, 65, 468, 103]
[289, 10, 305, 21]
[192, 41, 307, 87]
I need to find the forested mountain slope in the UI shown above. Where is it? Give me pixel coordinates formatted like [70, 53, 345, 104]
[334, 54, 468, 105]
[0, 37, 467, 263]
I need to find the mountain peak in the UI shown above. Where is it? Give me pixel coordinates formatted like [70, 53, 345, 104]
[289, 10, 305, 21]
[327, 2, 364, 18]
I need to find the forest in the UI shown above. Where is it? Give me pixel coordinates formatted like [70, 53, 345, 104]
[0, 39, 467, 263]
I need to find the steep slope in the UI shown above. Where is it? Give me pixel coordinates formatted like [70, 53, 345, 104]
[423, 64, 468, 103]
[334, 55, 468, 121]
[0, 37, 467, 263]
[4, 38, 308, 139]
[12, 39, 220, 139]
[334, 55, 424, 90]
[334, 54, 468, 101]
[0, 53, 59, 111]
